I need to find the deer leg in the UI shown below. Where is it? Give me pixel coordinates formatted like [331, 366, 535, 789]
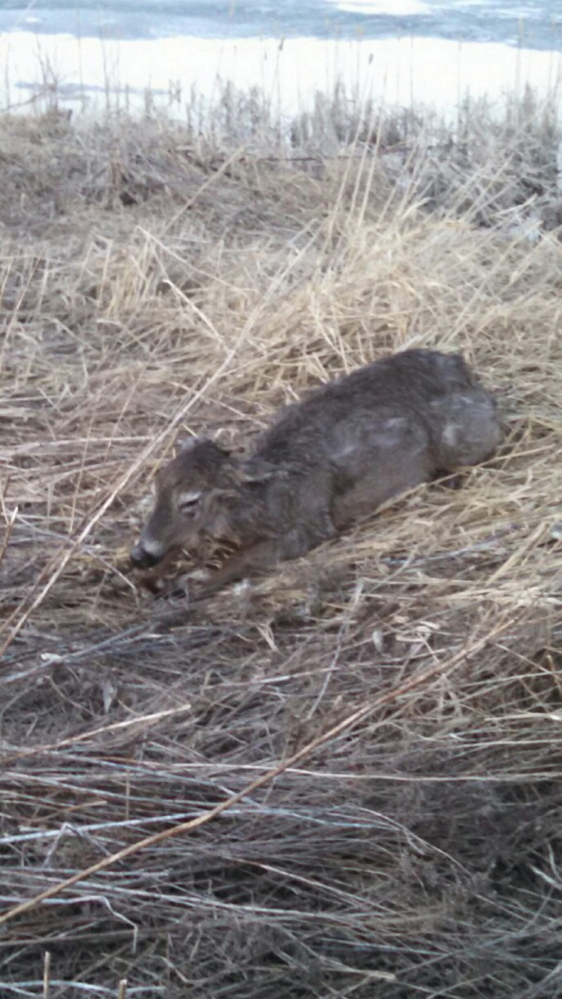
[195, 539, 283, 597]
[195, 515, 337, 598]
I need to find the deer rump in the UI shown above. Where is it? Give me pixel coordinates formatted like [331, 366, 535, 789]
[130, 349, 500, 594]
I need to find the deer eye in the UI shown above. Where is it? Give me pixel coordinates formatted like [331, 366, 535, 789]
[177, 490, 202, 513]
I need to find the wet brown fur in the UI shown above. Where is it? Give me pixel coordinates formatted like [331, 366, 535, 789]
[130, 349, 500, 594]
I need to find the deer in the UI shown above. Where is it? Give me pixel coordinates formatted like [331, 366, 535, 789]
[130, 348, 500, 596]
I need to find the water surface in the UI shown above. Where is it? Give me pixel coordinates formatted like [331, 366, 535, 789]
[0, 0, 560, 48]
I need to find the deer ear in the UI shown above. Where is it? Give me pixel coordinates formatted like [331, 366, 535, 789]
[174, 435, 206, 456]
[174, 436, 234, 466]
[240, 457, 281, 483]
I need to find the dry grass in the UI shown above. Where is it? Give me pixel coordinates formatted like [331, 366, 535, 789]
[0, 89, 562, 998]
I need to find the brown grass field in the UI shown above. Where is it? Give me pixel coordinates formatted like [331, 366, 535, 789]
[1, 86, 562, 998]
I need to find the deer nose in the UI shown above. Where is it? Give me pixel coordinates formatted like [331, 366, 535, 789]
[130, 539, 163, 568]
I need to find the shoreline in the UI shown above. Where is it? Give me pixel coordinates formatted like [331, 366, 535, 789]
[2, 30, 562, 122]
